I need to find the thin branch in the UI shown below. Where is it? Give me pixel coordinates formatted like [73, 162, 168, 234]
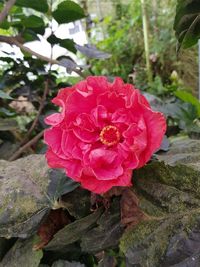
[20, 80, 49, 146]
[9, 130, 44, 161]
[0, 0, 16, 24]
[0, 35, 86, 78]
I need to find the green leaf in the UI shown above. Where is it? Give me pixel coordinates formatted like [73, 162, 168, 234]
[81, 199, 123, 253]
[45, 208, 103, 251]
[0, 91, 13, 100]
[15, 0, 48, 13]
[174, 90, 200, 116]
[60, 188, 91, 219]
[0, 238, 16, 261]
[174, 0, 200, 49]
[75, 44, 111, 59]
[53, 1, 85, 24]
[47, 169, 79, 202]
[0, 236, 43, 267]
[22, 15, 45, 28]
[0, 155, 50, 238]
[47, 35, 76, 53]
[120, 138, 200, 267]
[0, 20, 10, 29]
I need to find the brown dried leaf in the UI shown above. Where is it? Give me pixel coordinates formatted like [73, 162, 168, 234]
[33, 209, 70, 250]
[103, 186, 126, 198]
[120, 189, 147, 228]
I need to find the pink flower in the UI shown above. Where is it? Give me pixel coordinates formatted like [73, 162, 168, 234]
[44, 76, 166, 194]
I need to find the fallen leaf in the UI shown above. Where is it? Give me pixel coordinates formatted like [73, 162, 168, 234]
[33, 209, 70, 250]
[120, 189, 147, 228]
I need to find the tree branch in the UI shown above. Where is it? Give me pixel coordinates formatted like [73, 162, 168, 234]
[0, 0, 16, 24]
[0, 35, 86, 78]
[20, 80, 49, 146]
[9, 130, 44, 161]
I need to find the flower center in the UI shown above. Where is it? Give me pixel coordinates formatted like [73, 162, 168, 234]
[100, 125, 120, 146]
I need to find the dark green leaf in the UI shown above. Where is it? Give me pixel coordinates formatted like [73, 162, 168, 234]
[0, 236, 43, 267]
[45, 208, 103, 251]
[47, 35, 76, 53]
[61, 188, 91, 219]
[120, 138, 200, 267]
[52, 1, 85, 24]
[15, 0, 48, 13]
[81, 199, 124, 253]
[174, 0, 200, 49]
[22, 15, 45, 28]
[47, 169, 79, 202]
[22, 30, 40, 42]
[60, 39, 76, 54]
[0, 21, 10, 29]
[0, 155, 66, 238]
[0, 238, 16, 261]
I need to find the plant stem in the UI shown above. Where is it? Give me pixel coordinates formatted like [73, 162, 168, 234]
[141, 0, 153, 84]
[9, 130, 44, 161]
[19, 80, 49, 146]
[0, 0, 16, 24]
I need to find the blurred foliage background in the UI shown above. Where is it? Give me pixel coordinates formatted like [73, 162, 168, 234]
[0, 0, 200, 159]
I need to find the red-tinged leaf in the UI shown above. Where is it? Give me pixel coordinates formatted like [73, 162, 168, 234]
[33, 209, 70, 250]
[120, 189, 147, 228]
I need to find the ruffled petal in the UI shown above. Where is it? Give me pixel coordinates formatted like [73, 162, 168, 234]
[80, 169, 132, 194]
[138, 110, 166, 167]
[89, 148, 123, 180]
[44, 127, 66, 159]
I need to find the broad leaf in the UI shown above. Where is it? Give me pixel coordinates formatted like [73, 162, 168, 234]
[0, 238, 16, 261]
[61, 188, 91, 219]
[15, 0, 48, 13]
[81, 199, 124, 253]
[22, 15, 45, 28]
[47, 35, 76, 53]
[120, 138, 200, 267]
[174, 90, 200, 117]
[75, 44, 111, 59]
[45, 208, 103, 251]
[174, 0, 200, 49]
[48, 169, 79, 203]
[0, 236, 43, 267]
[53, 1, 85, 24]
[0, 155, 78, 238]
[46, 209, 102, 250]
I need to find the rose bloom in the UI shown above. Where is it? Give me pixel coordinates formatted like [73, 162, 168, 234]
[44, 76, 166, 194]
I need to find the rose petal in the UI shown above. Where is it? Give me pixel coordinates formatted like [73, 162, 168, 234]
[44, 128, 66, 159]
[46, 149, 82, 181]
[80, 169, 132, 194]
[89, 148, 124, 180]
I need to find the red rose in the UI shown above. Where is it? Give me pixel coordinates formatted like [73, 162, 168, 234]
[44, 76, 166, 194]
